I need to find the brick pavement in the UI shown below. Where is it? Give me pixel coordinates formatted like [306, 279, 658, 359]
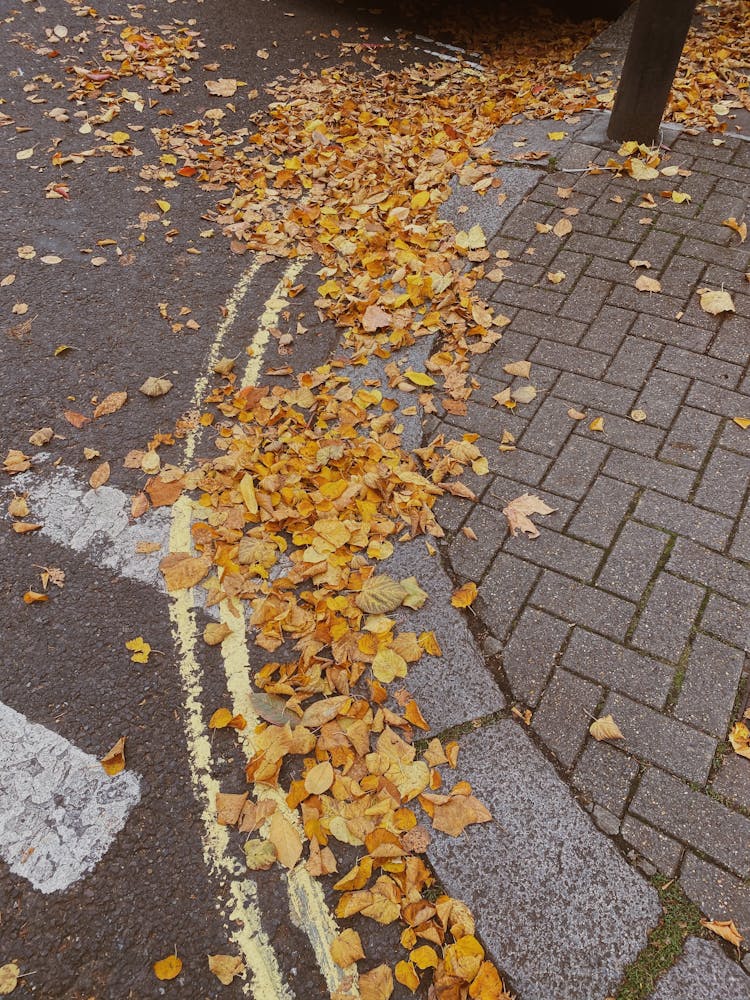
[432, 124, 750, 937]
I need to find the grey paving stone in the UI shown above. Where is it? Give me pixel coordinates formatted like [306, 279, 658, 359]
[532, 669, 603, 767]
[720, 419, 750, 457]
[668, 539, 750, 604]
[567, 475, 637, 548]
[674, 635, 745, 737]
[631, 768, 750, 876]
[634, 369, 690, 429]
[563, 628, 673, 708]
[647, 936, 750, 1000]
[504, 526, 604, 583]
[385, 538, 506, 732]
[710, 316, 750, 365]
[630, 313, 712, 352]
[475, 552, 540, 643]
[605, 448, 696, 499]
[660, 407, 722, 470]
[558, 276, 612, 324]
[531, 571, 636, 641]
[659, 346, 743, 389]
[428, 720, 661, 1000]
[632, 573, 705, 662]
[597, 521, 668, 602]
[573, 741, 639, 817]
[602, 694, 716, 783]
[575, 410, 667, 457]
[518, 396, 576, 458]
[501, 608, 570, 707]
[489, 447, 552, 486]
[580, 304, 635, 353]
[711, 755, 750, 812]
[531, 339, 609, 378]
[687, 379, 750, 419]
[448, 504, 507, 582]
[543, 437, 609, 500]
[609, 285, 686, 322]
[681, 853, 750, 937]
[433, 492, 473, 533]
[635, 490, 733, 551]
[621, 814, 683, 877]
[607, 336, 663, 389]
[484, 476, 577, 529]
[512, 309, 586, 346]
[701, 594, 750, 651]
[554, 372, 637, 414]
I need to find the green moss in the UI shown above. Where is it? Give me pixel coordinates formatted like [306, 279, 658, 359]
[615, 877, 703, 1000]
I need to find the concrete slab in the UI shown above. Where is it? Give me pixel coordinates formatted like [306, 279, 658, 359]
[427, 719, 661, 1000]
[647, 936, 750, 1000]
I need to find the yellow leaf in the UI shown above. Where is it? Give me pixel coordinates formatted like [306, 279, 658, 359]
[16, 148, 34, 160]
[411, 190, 430, 210]
[203, 622, 231, 646]
[451, 581, 477, 608]
[93, 390, 127, 418]
[372, 648, 408, 684]
[547, 270, 566, 283]
[159, 553, 212, 592]
[0, 962, 20, 995]
[209, 708, 234, 729]
[101, 736, 126, 776]
[22, 590, 48, 604]
[699, 288, 735, 315]
[732, 417, 750, 430]
[511, 385, 536, 404]
[722, 217, 747, 243]
[588, 417, 605, 432]
[155, 200, 171, 213]
[568, 408, 586, 420]
[400, 576, 428, 610]
[89, 462, 110, 490]
[635, 275, 661, 293]
[110, 131, 130, 144]
[589, 715, 624, 741]
[410, 945, 438, 970]
[669, 191, 691, 204]
[503, 360, 531, 378]
[356, 575, 407, 614]
[395, 961, 420, 992]
[547, 131, 567, 140]
[153, 954, 182, 981]
[553, 217, 573, 238]
[268, 811, 303, 869]
[468, 961, 507, 998]
[304, 760, 334, 795]
[359, 964, 394, 1000]
[630, 409, 647, 422]
[54, 345, 73, 356]
[244, 838, 277, 870]
[208, 954, 244, 985]
[729, 721, 750, 759]
[403, 370, 436, 387]
[701, 918, 743, 948]
[330, 928, 365, 968]
[125, 636, 151, 663]
[239, 473, 258, 514]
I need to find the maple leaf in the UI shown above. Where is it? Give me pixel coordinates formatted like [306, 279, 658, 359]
[502, 494, 555, 538]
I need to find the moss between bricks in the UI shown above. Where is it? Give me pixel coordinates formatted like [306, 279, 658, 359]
[614, 876, 703, 1000]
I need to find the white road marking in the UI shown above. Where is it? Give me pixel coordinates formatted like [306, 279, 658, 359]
[0, 702, 140, 894]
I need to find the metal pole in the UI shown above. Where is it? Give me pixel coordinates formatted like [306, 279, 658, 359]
[607, 0, 698, 144]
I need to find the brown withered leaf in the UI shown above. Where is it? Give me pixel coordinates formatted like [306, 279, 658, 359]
[215, 791, 248, 826]
[208, 954, 244, 986]
[139, 376, 173, 398]
[729, 721, 750, 759]
[159, 552, 212, 592]
[204, 622, 231, 646]
[431, 793, 492, 836]
[502, 493, 555, 538]
[362, 304, 392, 333]
[701, 918, 743, 948]
[3, 450, 30, 474]
[28, 427, 53, 447]
[7, 495, 29, 518]
[359, 964, 394, 1000]
[330, 928, 365, 968]
[89, 462, 110, 490]
[93, 391, 127, 419]
[63, 410, 90, 429]
[101, 736, 126, 776]
[589, 715, 624, 741]
[268, 811, 303, 869]
[635, 274, 661, 293]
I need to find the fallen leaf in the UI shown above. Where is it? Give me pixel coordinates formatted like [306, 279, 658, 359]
[305, 760, 334, 795]
[395, 960, 420, 992]
[7, 496, 29, 518]
[628, 259, 652, 269]
[93, 391, 127, 419]
[22, 590, 48, 604]
[588, 417, 605, 432]
[701, 918, 743, 948]
[547, 270, 566, 283]
[101, 736, 126, 776]
[547, 131, 567, 140]
[552, 217, 573, 238]
[204, 622, 231, 646]
[400, 576, 428, 610]
[699, 288, 735, 315]
[63, 410, 90, 429]
[13, 523, 42, 535]
[89, 462, 110, 490]
[268, 811, 303, 869]
[125, 636, 151, 663]
[244, 838, 277, 870]
[630, 410, 647, 422]
[356, 574, 407, 614]
[359, 964, 394, 1000]
[153, 955, 182, 981]
[502, 493, 556, 538]
[208, 954, 244, 986]
[733, 417, 750, 430]
[503, 360, 531, 378]
[404, 370, 436, 388]
[205, 78, 238, 97]
[215, 792, 248, 825]
[330, 928, 365, 968]
[567, 408, 586, 420]
[722, 217, 747, 243]
[3, 450, 31, 474]
[139, 377, 173, 397]
[511, 385, 537, 404]
[0, 963, 19, 995]
[635, 275, 661, 293]
[451, 581, 477, 608]
[589, 715, 624, 741]
[159, 552, 212, 592]
[362, 304, 392, 332]
[431, 793, 492, 836]
[28, 427, 53, 447]
[729, 721, 750, 759]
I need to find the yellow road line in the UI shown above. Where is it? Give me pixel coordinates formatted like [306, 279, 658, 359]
[242, 259, 306, 388]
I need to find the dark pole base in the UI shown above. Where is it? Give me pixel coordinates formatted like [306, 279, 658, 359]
[607, 0, 698, 144]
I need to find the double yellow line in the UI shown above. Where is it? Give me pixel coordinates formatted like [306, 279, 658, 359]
[168, 259, 359, 998]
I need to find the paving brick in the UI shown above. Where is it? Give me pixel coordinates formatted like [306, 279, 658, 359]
[489, 447, 552, 486]
[597, 521, 668, 602]
[603, 694, 716, 783]
[631, 768, 750, 877]
[575, 411, 666, 457]
[573, 741, 639, 817]
[484, 476, 577, 529]
[544, 249, 591, 286]
[606, 337, 662, 388]
[635, 491, 733, 551]
[681, 854, 750, 937]
[532, 669, 603, 767]
[554, 372, 637, 413]
[668, 538, 750, 604]
[675, 635, 745, 737]
[474, 552, 540, 642]
[569, 212, 613, 237]
[650, 936, 750, 1000]
[511, 309, 586, 345]
[680, 237, 750, 269]
[586, 255, 637, 286]
[659, 407, 722, 470]
[558, 276, 612, 324]
[531, 571, 636, 640]
[621, 814, 683, 877]
[658, 345, 743, 389]
[686, 379, 750, 419]
[629, 313, 712, 352]
[448, 504, 509, 582]
[579, 304, 636, 354]
[517, 396, 576, 458]
[530, 339, 609, 378]
[562, 232, 637, 263]
[632, 572, 704, 662]
[711, 756, 750, 813]
[609, 284, 688, 323]
[700, 594, 749, 651]
[633, 229, 682, 268]
[492, 281, 565, 315]
[709, 316, 750, 364]
[731, 516, 750, 562]
[543, 437, 609, 500]
[633, 370, 690, 429]
[656, 255, 707, 299]
[604, 448, 696, 499]
[501, 608, 570, 707]
[567, 479, 637, 551]
[432, 492, 473, 533]
[563, 627, 673, 708]
[695, 447, 750, 517]
[477, 329, 538, 373]
[720, 419, 750, 457]
[504, 525, 603, 582]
